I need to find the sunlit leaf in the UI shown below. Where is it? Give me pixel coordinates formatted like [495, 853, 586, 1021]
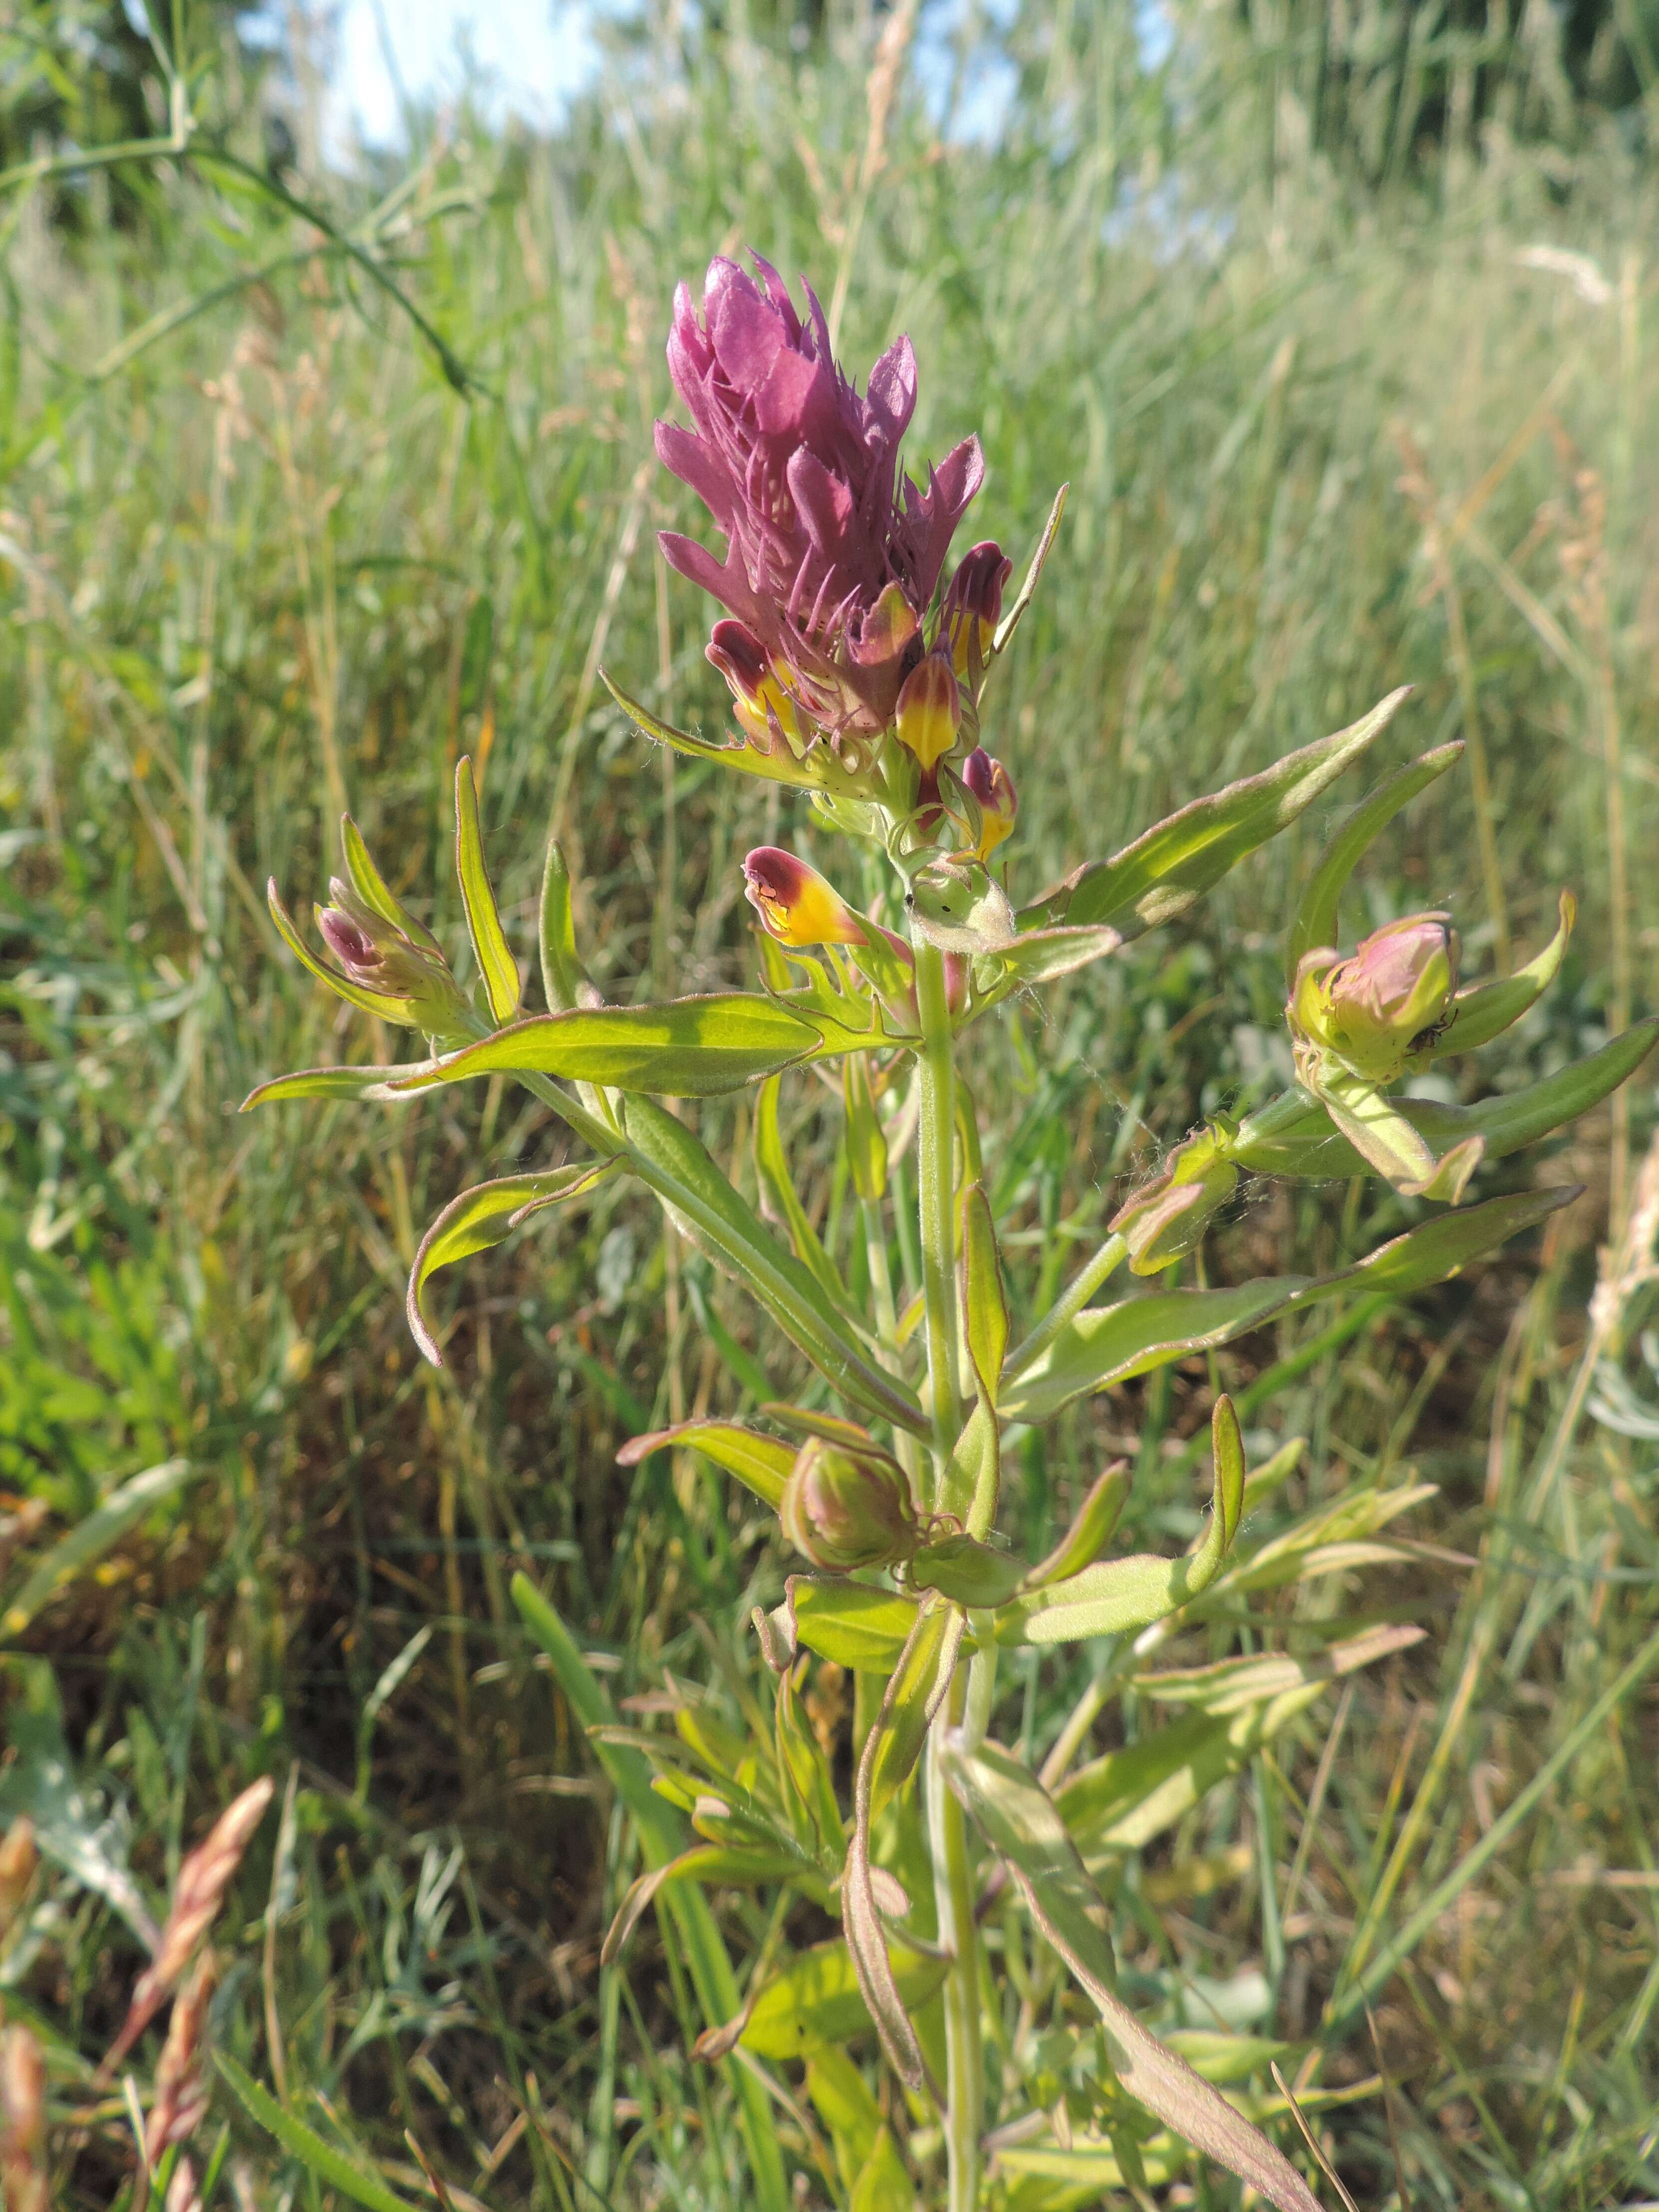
[407, 1160, 620, 1364]
[240, 1063, 415, 1110]
[785, 1579, 922, 1672]
[1024, 1463, 1130, 1588]
[941, 1738, 1322, 2212]
[1035, 687, 1411, 938]
[453, 755, 521, 1025]
[1434, 888, 1576, 1055]
[1284, 743, 1463, 986]
[383, 995, 818, 1099]
[617, 1421, 796, 1509]
[739, 1938, 949, 2061]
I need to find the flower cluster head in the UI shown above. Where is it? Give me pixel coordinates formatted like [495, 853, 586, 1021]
[657, 253, 992, 777]
[778, 1436, 917, 1573]
[1291, 912, 1459, 1087]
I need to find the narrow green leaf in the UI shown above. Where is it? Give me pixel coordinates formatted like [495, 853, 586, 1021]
[960, 1183, 1009, 1393]
[1133, 1620, 1425, 1713]
[603, 668, 869, 798]
[740, 1939, 949, 2061]
[1284, 743, 1464, 987]
[937, 1395, 1000, 1534]
[341, 813, 439, 953]
[974, 921, 1122, 997]
[910, 1533, 1027, 1608]
[785, 1578, 921, 1672]
[385, 996, 816, 1100]
[538, 837, 584, 1013]
[864, 1593, 965, 1825]
[1040, 687, 1412, 938]
[1004, 1184, 1575, 1422]
[807, 2051, 884, 2195]
[1025, 1463, 1130, 1588]
[215, 2054, 420, 2212]
[240, 1063, 412, 1111]
[940, 1739, 1323, 2212]
[843, 1056, 889, 1202]
[1063, 1626, 1427, 1850]
[992, 481, 1068, 659]
[755, 1075, 850, 1308]
[510, 1576, 789, 2212]
[621, 1098, 927, 1435]
[993, 1401, 1244, 1647]
[616, 1420, 795, 1508]
[1, 1460, 192, 1641]
[454, 755, 521, 1025]
[408, 1159, 619, 1364]
[850, 2125, 913, 2212]
[1435, 889, 1575, 1055]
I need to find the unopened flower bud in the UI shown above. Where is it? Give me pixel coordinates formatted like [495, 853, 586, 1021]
[1110, 1128, 1238, 1276]
[895, 649, 961, 771]
[778, 1438, 917, 1572]
[1292, 913, 1459, 1086]
[316, 884, 473, 1039]
[943, 541, 1012, 683]
[706, 621, 805, 756]
[962, 748, 1018, 858]
[742, 849, 866, 949]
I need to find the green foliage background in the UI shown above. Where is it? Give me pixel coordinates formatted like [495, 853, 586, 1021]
[0, 1, 1657, 2203]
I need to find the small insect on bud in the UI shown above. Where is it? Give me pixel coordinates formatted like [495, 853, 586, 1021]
[778, 1438, 918, 1573]
[706, 621, 806, 757]
[961, 748, 1019, 859]
[1292, 912, 1459, 1087]
[943, 541, 1013, 688]
[742, 849, 866, 949]
[1109, 1127, 1239, 1276]
[895, 648, 962, 771]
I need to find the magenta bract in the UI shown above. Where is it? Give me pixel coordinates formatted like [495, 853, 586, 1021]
[656, 254, 984, 741]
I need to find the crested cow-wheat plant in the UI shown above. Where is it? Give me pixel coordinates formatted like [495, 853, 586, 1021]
[249, 253, 1658, 2211]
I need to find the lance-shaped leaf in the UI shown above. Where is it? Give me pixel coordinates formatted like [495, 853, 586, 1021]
[1060, 1625, 1425, 1853]
[972, 922, 1123, 1002]
[960, 1184, 1009, 1393]
[783, 1579, 922, 1671]
[341, 813, 442, 955]
[1232, 1021, 1658, 1182]
[408, 1159, 621, 1364]
[937, 1394, 999, 1532]
[510, 1576, 789, 2212]
[617, 1421, 796, 1509]
[242, 1063, 419, 1110]
[1030, 687, 1411, 938]
[621, 1098, 927, 1434]
[539, 838, 585, 1013]
[1024, 1464, 1131, 1589]
[454, 755, 521, 1025]
[602, 670, 869, 799]
[381, 994, 818, 1100]
[940, 1737, 1322, 2212]
[846, 1596, 965, 2087]
[603, 1844, 810, 1965]
[755, 1075, 848, 1307]
[991, 1398, 1244, 1647]
[738, 1939, 950, 2062]
[1310, 1069, 1483, 1201]
[992, 482, 1068, 660]
[1284, 743, 1464, 987]
[1434, 889, 1575, 1055]
[910, 1533, 1028, 1608]
[1003, 1184, 1575, 1423]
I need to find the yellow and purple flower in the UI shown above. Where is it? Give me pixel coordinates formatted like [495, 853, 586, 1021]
[943, 541, 1012, 693]
[962, 747, 1018, 857]
[656, 254, 984, 744]
[742, 848, 867, 949]
[895, 648, 962, 772]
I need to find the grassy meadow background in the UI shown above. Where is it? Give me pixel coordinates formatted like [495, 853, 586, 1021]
[2, 1, 1659, 2203]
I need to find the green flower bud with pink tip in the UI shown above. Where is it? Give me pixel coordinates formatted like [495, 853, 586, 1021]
[1291, 912, 1459, 1087]
[312, 884, 474, 1039]
[778, 1437, 918, 1572]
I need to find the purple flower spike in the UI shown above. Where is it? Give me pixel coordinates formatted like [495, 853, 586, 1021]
[656, 254, 984, 743]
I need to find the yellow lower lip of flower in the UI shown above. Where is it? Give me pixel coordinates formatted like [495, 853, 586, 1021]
[749, 882, 864, 949]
